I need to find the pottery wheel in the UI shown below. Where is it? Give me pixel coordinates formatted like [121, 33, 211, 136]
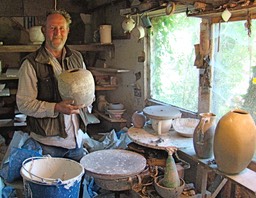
[128, 126, 189, 150]
[143, 105, 181, 120]
[80, 149, 147, 179]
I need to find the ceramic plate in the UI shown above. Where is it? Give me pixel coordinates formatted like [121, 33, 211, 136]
[173, 118, 199, 138]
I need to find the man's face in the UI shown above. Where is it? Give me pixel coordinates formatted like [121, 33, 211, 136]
[43, 13, 69, 51]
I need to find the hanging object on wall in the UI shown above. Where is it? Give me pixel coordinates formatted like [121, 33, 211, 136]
[165, 1, 176, 15]
[245, 11, 252, 37]
[131, 14, 145, 42]
[141, 14, 152, 29]
[194, 44, 203, 68]
[54, 0, 57, 10]
[221, 8, 231, 22]
[122, 16, 136, 33]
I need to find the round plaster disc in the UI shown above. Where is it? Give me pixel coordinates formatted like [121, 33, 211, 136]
[80, 149, 146, 179]
[143, 105, 181, 120]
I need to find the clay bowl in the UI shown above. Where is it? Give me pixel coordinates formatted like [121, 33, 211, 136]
[154, 175, 185, 198]
[172, 118, 200, 138]
[108, 103, 124, 110]
[14, 114, 27, 122]
[107, 109, 126, 120]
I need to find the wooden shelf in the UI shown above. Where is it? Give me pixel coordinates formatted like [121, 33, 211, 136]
[88, 67, 129, 91]
[0, 118, 26, 128]
[94, 109, 127, 123]
[0, 74, 19, 80]
[88, 67, 130, 73]
[0, 43, 115, 55]
[96, 85, 118, 91]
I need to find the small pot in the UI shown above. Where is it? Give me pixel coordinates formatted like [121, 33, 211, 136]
[29, 26, 45, 44]
[151, 119, 173, 135]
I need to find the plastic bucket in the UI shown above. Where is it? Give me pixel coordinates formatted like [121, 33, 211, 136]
[99, 25, 112, 44]
[20, 157, 84, 198]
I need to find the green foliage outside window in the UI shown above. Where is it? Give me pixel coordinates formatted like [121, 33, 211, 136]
[150, 13, 201, 112]
[212, 21, 256, 122]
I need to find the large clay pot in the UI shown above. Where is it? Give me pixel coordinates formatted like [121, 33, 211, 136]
[193, 112, 216, 159]
[214, 109, 256, 174]
[58, 68, 95, 106]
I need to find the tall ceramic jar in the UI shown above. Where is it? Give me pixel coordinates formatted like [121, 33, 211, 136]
[193, 113, 216, 159]
[214, 109, 256, 174]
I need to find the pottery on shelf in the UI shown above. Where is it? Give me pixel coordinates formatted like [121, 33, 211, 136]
[29, 26, 45, 44]
[97, 95, 109, 112]
[58, 68, 95, 106]
[132, 111, 146, 128]
[108, 103, 124, 110]
[214, 109, 256, 174]
[193, 112, 216, 159]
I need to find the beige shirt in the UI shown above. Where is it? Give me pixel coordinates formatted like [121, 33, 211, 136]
[16, 48, 85, 149]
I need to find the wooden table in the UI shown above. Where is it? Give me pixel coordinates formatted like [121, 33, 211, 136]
[128, 126, 256, 197]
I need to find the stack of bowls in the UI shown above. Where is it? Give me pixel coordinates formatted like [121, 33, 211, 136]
[107, 103, 125, 120]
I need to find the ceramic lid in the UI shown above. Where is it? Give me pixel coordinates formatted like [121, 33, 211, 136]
[143, 105, 181, 120]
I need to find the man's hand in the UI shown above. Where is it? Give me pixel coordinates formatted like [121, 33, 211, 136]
[54, 100, 85, 115]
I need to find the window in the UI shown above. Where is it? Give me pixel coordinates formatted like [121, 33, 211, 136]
[211, 20, 256, 122]
[150, 13, 201, 112]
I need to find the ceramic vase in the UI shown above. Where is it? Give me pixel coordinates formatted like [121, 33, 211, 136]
[193, 112, 216, 159]
[58, 68, 95, 106]
[214, 109, 256, 174]
[132, 111, 146, 128]
[29, 26, 45, 44]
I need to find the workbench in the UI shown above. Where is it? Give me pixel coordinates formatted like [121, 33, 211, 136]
[128, 126, 256, 197]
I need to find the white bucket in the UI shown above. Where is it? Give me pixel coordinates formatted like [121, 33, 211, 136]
[20, 157, 84, 198]
[99, 25, 112, 44]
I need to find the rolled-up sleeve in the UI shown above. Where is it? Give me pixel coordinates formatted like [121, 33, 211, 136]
[16, 60, 57, 118]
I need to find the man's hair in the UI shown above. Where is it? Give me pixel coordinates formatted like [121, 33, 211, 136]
[45, 9, 72, 26]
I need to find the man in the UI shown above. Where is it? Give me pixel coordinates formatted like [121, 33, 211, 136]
[16, 9, 91, 162]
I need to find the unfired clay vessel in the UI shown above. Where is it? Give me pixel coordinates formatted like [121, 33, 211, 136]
[214, 109, 256, 174]
[58, 68, 95, 106]
[132, 111, 146, 128]
[29, 26, 45, 44]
